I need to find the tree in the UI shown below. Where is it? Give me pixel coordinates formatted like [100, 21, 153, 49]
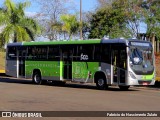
[95, 0, 145, 38]
[119, 0, 144, 38]
[60, 14, 80, 40]
[49, 21, 63, 40]
[0, 0, 40, 45]
[141, 0, 160, 38]
[88, 2, 131, 39]
[140, 0, 160, 52]
[36, 0, 75, 41]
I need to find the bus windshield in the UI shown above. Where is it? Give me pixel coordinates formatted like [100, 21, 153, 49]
[129, 46, 154, 75]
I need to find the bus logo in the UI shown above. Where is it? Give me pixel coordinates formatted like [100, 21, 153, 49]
[80, 53, 88, 60]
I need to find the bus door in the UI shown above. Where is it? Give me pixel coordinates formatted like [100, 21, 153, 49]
[18, 47, 26, 77]
[62, 48, 72, 80]
[112, 45, 126, 84]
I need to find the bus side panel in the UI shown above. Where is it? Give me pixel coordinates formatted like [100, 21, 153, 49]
[6, 60, 18, 77]
[25, 61, 60, 80]
[87, 62, 99, 83]
[101, 63, 112, 84]
[72, 62, 99, 83]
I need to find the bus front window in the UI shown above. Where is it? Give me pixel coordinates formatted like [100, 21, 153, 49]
[129, 47, 154, 75]
[130, 48, 143, 65]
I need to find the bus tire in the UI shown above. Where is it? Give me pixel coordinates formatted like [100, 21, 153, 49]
[119, 85, 130, 90]
[96, 78, 108, 90]
[32, 71, 43, 85]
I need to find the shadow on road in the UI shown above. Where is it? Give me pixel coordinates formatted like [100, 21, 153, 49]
[0, 76, 33, 84]
[0, 76, 139, 91]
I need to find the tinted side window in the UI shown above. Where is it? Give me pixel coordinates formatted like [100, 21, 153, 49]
[7, 47, 17, 60]
[27, 46, 48, 60]
[101, 44, 111, 64]
[48, 46, 60, 60]
[27, 46, 36, 60]
[35, 46, 48, 60]
[94, 45, 101, 61]
[77, 45, 93, 61]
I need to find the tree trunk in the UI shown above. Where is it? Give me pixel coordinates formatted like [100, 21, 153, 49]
[151, 33, 155, 53]
[157, 40, 160, 53]
[14, 32, 17, 42]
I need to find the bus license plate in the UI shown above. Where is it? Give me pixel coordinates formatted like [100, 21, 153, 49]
[143, 82, 148, 85]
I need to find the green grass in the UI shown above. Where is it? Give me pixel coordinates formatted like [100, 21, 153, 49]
[0, 52, 5, 70]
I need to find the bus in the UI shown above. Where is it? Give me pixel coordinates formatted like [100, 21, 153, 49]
[6, 38, 155, 90]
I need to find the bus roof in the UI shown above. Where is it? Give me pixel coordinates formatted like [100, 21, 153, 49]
[23, 39, 101, 46]
[7, 38, 151, 46]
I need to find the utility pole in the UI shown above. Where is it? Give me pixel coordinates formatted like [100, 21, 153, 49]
[80, 0, 83, 40]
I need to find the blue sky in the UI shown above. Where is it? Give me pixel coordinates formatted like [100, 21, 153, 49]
[0, 0, 146, 33]
[0, 0, 98, 13]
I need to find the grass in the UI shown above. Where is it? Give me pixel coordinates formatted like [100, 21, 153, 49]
[0, 51, 5, 70]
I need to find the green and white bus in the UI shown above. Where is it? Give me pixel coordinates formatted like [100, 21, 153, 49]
[6, 38, 155, 90]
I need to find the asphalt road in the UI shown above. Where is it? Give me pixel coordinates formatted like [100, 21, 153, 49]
[0, 76, 160, 120]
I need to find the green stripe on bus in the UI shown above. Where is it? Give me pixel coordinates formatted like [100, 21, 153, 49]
[60, 61, 63, 78]
[23, 40, 101, 46]
[142, 73, 154, 80]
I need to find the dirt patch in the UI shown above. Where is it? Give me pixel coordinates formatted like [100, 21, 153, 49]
[155, 53, 160, 77]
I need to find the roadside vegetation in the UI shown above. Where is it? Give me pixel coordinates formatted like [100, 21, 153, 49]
[0, 51, 5, 70]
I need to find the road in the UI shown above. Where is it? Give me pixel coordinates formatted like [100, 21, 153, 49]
[0, 76, 160, 120]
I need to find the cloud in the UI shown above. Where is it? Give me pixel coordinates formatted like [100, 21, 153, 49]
[25, 11, 38, 17]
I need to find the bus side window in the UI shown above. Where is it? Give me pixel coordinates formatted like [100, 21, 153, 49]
[27, 47, 35, 60]
[120, 49, 127, 69]
[94, 45, 101, 61]
[73, 46, 78, 61]
[101, 45, 111, 64]
[35, 46, 47, 60]
[48, 46, 60, 60]
[77, 45, 93, 61]
[7, 47, 17, 60]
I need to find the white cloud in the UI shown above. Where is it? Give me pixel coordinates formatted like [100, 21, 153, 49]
[25, 11, 38, 17]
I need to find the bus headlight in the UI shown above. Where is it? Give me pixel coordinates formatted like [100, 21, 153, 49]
[129, 71, 136, 79]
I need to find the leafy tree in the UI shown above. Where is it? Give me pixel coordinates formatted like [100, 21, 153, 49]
[141, 0, 160, 39]
[60, 14, 80, 40]
[49, 21, 63, 40]
[0, 0, 40, 45]
[88, 2, 131, 39]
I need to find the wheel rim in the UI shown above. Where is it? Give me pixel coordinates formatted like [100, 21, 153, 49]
[34, 74, 40, 83]
[98, 79, 104, 86]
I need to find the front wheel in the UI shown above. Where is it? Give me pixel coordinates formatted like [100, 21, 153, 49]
[96, 78, 108, 90]
[119, 85, 130, 90]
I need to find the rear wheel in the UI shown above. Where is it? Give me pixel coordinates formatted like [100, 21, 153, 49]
[32, 71, 46, 85]
[96, 78, 108, 90]
[119, 85, 130, 90]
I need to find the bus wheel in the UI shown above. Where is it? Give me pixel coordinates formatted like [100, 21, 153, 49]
[119, 85, 130, 90]
[96, 78, 107, 90]
[32, 72, 42, 85]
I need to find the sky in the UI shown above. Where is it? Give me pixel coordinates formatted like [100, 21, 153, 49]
[0, 0, 146, 33]
[0, 0, 98, 13]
